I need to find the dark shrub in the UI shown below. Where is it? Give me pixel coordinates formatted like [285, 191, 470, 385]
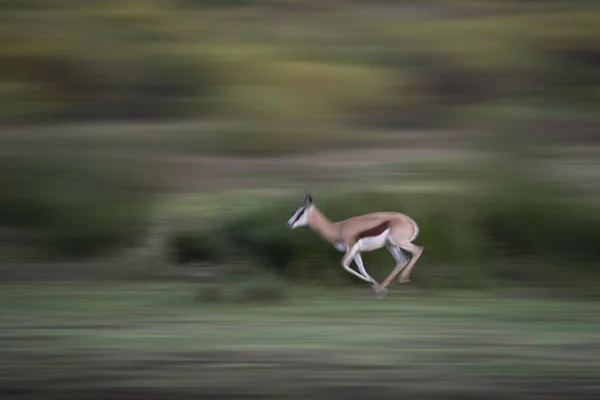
[0, 153, 155, 258]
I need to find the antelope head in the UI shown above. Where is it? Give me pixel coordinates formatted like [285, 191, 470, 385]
[287, 191, 313, 229]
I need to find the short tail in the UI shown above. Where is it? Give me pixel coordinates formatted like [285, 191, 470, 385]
[407, 217, 419, 242]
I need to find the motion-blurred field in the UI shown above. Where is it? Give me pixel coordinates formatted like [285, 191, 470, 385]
[2, 1, 600, 399]
[1, 283, 599, 400]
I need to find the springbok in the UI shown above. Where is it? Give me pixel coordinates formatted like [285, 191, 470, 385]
[287, 191, 423, 298]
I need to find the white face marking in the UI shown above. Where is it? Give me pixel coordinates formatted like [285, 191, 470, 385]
[357, 229, 390, 252]
[287, 205, 310, 229]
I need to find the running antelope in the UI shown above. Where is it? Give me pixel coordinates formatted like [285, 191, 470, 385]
[287, 191, 423, 298]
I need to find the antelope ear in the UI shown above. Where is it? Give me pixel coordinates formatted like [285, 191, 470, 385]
[306, 192, 313, 205]
[301, 189, 308, 205]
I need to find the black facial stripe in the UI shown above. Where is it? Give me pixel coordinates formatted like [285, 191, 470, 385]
[292, 208, 305, 224]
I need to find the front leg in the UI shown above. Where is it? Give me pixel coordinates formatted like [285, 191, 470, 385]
[353, 253, 384, 293]
[340, 244, 373, 284]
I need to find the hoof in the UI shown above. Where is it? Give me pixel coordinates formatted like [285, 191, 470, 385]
[399, 276, 410, 284]
[372, 282, 388, 299]
[376, 287, 388, 300]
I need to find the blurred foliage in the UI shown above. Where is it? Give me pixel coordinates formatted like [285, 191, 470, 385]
[166, 165, 600, 291]
[3, 281, 598, 399]
[0, 151, 156, 258]
[1, 1, 599, 292]
[0, 0, 217, 123]
[0, 0, 598, 139]
[197, 270, 289, 304]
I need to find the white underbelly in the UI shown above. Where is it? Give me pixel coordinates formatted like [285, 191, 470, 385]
[358, 229, 390, 252]
[334, 243, 347, 252]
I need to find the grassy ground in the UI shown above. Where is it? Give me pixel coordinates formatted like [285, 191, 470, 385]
[1, 282, 598, 399]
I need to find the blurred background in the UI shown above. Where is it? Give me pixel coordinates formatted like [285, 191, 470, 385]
[1, 1, 599, 399]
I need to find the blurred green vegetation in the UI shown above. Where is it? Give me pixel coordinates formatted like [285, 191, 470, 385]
[0, 151, 156, 259]
[198, 270, 289, 303]
[2, 1, 599, 138]
[165, 173, 600, 294]
[0, 282, 599, 399]
[1, 4, 599, 400]
[1, 1, 599, 296]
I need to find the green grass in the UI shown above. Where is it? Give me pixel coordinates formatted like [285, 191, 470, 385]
[1, 282, 598, 399]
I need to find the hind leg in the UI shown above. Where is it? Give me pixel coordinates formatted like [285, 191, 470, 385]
[397, 241, 423, 284]
[387, 245, 409, 282]
[380, 241, 423, 289]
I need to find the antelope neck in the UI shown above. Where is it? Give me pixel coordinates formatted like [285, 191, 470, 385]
[308, 206, 341, 244]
